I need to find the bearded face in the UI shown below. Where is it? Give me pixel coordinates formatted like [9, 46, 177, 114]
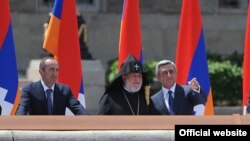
[123, 73, 143, 93]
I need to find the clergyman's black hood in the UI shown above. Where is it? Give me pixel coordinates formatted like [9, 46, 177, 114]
[105, 54, 149, 94]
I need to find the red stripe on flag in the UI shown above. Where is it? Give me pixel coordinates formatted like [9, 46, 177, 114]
[0, 0, 10, 48]
[243, 3, 250, 112]
[118, 0, 142, 70]
[58, 0, 82, 98]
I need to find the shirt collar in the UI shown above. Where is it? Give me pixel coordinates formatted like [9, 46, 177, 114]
[162, 83, 176, 95]
[41, 79, 55, 92]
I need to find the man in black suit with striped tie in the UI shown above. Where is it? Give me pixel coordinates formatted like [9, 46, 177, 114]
[151, 60, 207, 115]
[16, 57, 88, 115]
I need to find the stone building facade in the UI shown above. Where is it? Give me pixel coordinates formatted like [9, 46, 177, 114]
[10, 0, 248, 74]
[8, 0, 247, 114]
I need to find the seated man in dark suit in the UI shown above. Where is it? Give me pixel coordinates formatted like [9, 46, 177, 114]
[16, 57, 88, 115]
[151, 60, 207, 115]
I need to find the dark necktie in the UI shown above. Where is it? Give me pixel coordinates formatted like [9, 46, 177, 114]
[46, 89, 53, 115]
[168, 90, 174, 114]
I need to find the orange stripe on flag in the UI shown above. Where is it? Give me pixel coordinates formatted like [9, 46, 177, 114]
[43, 15, 60, 56]
[11, 87, 21, 115]
[204, 90, 214, 115]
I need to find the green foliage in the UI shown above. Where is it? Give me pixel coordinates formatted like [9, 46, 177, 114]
[107, 59, 118, 85]
[207, 51, 243, 106]
[143, 60, 157, 84]
[208, 60, 242, 106]
[207, 51, 243, 66]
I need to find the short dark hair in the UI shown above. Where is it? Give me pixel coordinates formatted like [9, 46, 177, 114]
[155, 60, 176, 76]
[39, 57, 55, 70]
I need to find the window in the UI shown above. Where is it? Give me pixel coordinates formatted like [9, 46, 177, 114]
[219, 0, 239, 8]
[77, 0, 94, 4]
[76, 0, 101, 13]
[37, 0, 100, 12]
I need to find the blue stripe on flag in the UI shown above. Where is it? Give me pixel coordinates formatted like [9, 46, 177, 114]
[0, 23, 18, 104]
[188, 29, 210, 96]
[52, 0, 64, 19]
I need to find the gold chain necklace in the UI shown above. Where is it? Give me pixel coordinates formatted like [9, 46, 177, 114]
[122, 91, 140, 115]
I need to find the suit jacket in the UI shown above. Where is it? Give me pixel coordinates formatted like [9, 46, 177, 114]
[151, 84, 206, 115]
[16, 81, 88, 115]
[0, 105, 1, 115]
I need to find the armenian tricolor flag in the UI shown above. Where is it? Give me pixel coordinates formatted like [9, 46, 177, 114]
[43, 0, 85, 110]
[176, 0, 214, 115]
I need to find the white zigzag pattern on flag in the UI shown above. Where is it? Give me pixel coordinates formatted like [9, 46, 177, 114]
[0, 87, 13, 115]
[65, 93, 85, 116]
[78, 93, 85, 108]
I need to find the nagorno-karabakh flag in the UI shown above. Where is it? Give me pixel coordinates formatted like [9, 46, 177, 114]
[176, 0, 214, 115]
[118, 0, 143, 70]
[0, 0, 20, 115]
[43, 0, 85, 109]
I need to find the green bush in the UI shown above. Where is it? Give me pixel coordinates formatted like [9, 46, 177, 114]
[107, 59, 118, 85]
[208, 51, 243, 66]
[208, 60, 242, 106]
[143, 60, 158, 84]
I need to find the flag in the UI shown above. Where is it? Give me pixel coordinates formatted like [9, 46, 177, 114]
[43, 0, 85, 110]
[0, 0, 20, 115]
[243, 3, 250, 115]
[118, 0, 143, 70]
[176, 0, 214, 115]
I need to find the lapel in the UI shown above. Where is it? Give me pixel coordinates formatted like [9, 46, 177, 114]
[157, 90, 171, 115]
[35, 81, 48, 114]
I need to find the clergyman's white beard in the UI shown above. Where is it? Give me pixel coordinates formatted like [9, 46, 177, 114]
[124, 83, 142, 93]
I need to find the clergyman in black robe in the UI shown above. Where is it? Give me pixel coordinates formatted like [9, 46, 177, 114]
[98, 54, 155, 115]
